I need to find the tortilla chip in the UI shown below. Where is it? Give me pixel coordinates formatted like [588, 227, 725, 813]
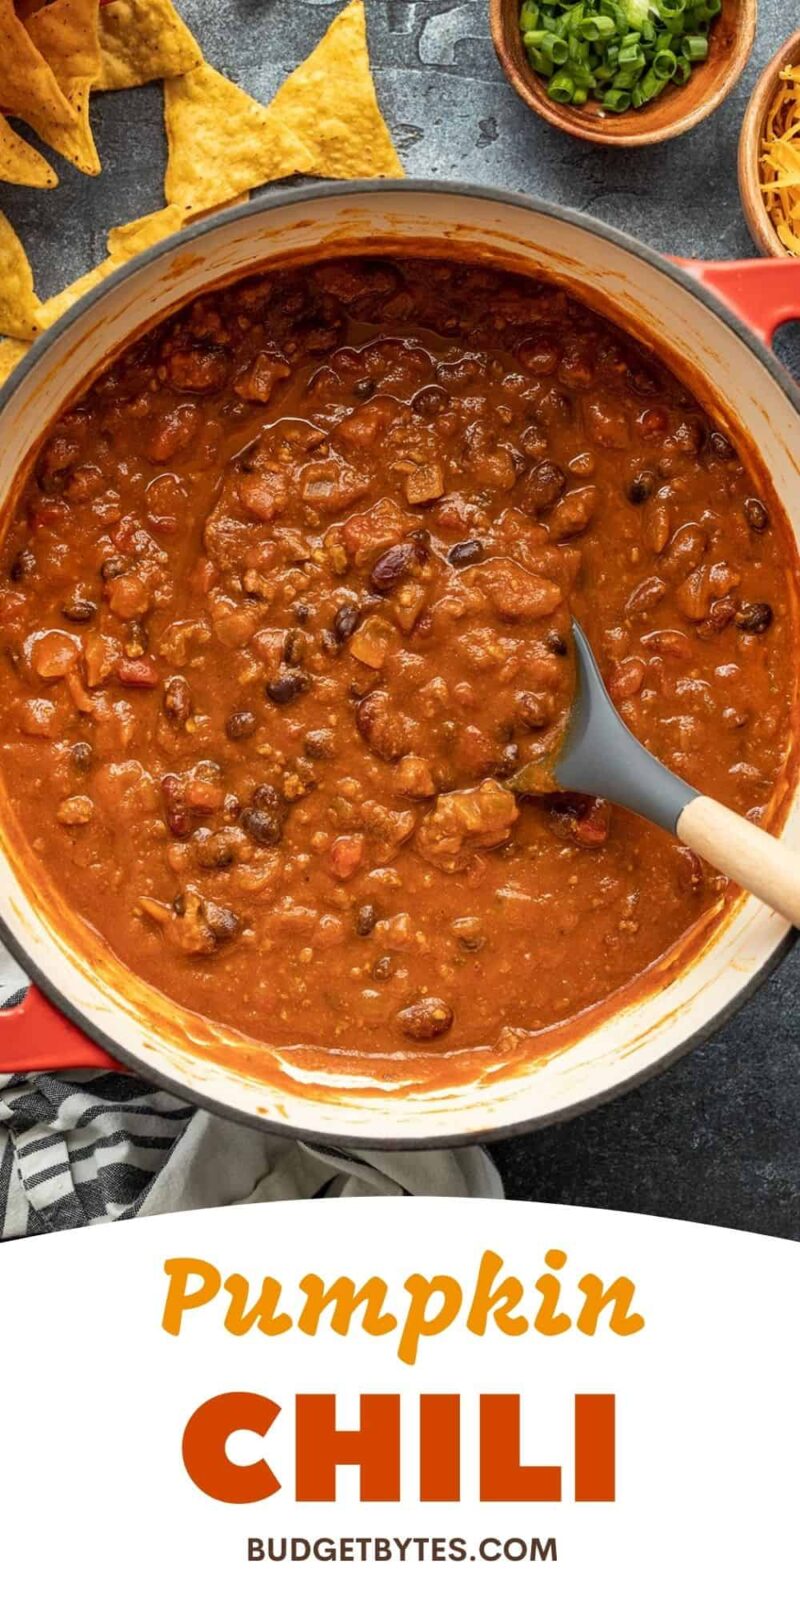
[0, 0, 78, 140]
[36, 258, 115, 331]
[25, 0, 102, 176]
[164, 60, 305, 212]
[263, 0, 403, 182]
[0, 212, 42, 340]
[0, 337, 32, 383]
[107, 202, 185, 260]
[164, 0, 402, 211]
[97, 0, 201, 91]
[0, 111, 57, 187]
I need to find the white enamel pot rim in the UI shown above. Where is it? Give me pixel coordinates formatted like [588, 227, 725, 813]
[0, 178, 798, 1150]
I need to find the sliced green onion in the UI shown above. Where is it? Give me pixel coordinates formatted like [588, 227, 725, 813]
[682, 33, 708, 59]
[579, 13, 616, 37]
[603, 88, 632, 111]
[653, 47, 678, 76]
[548, 69, 577, 101]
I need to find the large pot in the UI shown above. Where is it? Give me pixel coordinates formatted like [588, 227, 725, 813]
[1, 181, 799, 1146]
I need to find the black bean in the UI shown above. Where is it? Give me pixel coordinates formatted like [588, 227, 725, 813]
[356, 903, 378, 937]
[735, 601, 773, 635]
[205, 902, 241, 944]
[353, 377, 375, 398]
[332, 603, 360, 644]
[163, 675, 192, 724]
[370, 543, 415, 593]
[266, 669, 309, 705]
[709, 430, 736, 461]
[627, 471, 656, 505]
[744, 497, 769, 532]
[226, 709, 257, 741]
[372, 954, 394, 981]
[70, 741, 93, 772]
[100, 555, 127, 580]
[305, 728, 335, 759]
[61, 596, 97, 623]
[411, 384, 450, 416]
[397, 996, 454, 1041]
[546, 631, 568, 657]
[241, 806, 282, 846]
[10, 548, 35, 582]
[447, 538, 484, 569]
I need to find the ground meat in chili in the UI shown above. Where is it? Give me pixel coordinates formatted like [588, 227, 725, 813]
[0, 256, 795, 1059]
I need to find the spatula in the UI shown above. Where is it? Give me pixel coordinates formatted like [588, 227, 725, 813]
[511, 621, 800, 927]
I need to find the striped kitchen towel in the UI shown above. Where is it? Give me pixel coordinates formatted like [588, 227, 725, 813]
[0, 952, 502, 1241]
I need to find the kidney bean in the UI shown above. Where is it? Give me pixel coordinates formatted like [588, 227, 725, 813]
[163, 675, 192, 724]
[625, 576, 667, 616]
[226, 709, 257, 740]
[397, 996, 454, 1041]
[117, 658, 159, 688]
[698, 597, 736, 638]
[370, 542, 416, 593]
[608, 658, 645, 701]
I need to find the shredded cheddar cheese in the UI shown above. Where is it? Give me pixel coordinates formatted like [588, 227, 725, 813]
[760, 64, 800, 257]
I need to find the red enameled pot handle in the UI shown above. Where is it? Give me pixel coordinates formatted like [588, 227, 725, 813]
[3, 256, 799, 1077]
[676, 257, 800, 348]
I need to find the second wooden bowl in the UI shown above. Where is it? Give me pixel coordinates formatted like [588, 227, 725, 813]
[738, 27, 800, 258]
[490, 0, 756, 148]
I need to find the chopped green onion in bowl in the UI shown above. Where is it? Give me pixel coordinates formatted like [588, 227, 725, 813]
[518, 0, 721, 112]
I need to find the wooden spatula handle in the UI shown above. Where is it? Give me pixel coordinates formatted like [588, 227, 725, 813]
[677, 795, 800, 927]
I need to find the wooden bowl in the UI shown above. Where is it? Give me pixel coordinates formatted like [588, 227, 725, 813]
[738, 27, 800, 257]
[490, 0, 756, 148]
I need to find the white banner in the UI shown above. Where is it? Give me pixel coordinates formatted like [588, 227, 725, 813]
[0, 1197, 796, 1596]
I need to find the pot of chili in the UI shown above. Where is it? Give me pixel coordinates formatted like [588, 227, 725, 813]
[0, 182, 798, 1147]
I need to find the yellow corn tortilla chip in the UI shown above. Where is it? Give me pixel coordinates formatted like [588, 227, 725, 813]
[0, 212, 42, 340]
[25, 0, 102, 176]
[0, 111, 57, 187]
[0, 337, 32, 383]
[0, 0, 78, 139]
[262, 0, 404, 182]
[164, 0, 403, 212]
[97, 0, 201, 91]
[164, 60, 307, 212]
[107, 201, 185, 260]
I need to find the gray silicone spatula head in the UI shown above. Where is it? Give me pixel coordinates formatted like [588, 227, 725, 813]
[512, 621, 698, 836]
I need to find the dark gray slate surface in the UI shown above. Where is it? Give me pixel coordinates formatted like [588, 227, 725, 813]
[3, 0, 800, 1235]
